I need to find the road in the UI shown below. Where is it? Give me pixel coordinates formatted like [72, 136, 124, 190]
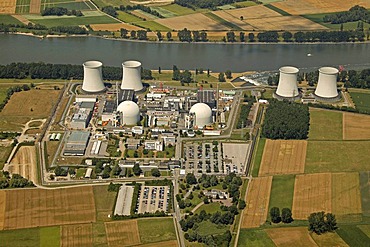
[173, 168, 186, 247]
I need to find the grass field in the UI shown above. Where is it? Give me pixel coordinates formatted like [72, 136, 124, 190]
[156, 4, 199, 16]
[305, 141, 370, 173]
[357, 224, 370, 238]
[0, 145, 13, 170]
[41, 1, 96, 11]
[136, 20, 172, 31]
[93, 185, 117, 222]
[360, 171, 370, 216]
[0, 14, 22, 24]
[343, 113, 370, 140]
[251, 137, 266, 177]
[266, 227, 317, 247]
[237, 229, 275, 247]
[30, 15, 118, 27]
[308, 109, 342, 140]
[90, 0, 131, 8]
[268, 175, 295, 211]
[0, 226, 60, 247]
[117, 10, 143, 23]
[194, 202, 221, 214]
[311, 231, 349, 247]
[337, 225, 370, 247]
[61, 223, 92, 247]
[232, 1, 257, 7]
[137, 217, 177, 244]
[350, 92, 370, 113]
[196, 220, 228, 236]
[303, 13, 370, 30]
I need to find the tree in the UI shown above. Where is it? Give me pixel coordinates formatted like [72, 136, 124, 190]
[156, 31, 163, 41]
[120, 28, 128, 38]
[282, 31, 293, 42]
[281, 208, 293, 223]
[218, 72, 226, 82]
[203, 197, 209, 204]
[238, 200, 246, 210]
[239, 32, 245, 42]
[137, 30, 147, 40]
[54, 166, 67, 176]
[270, 207, 281, 223]
[102, 165, 112, 179]
[225, 70, 232, 79]
[325, 213, 337, 232]
[112, 164, 121, 176]
[172, 65, 180, 80]
[226, 31, 236, 42]
[151, 168, 161, 177]
[248, 32, 255, 42]
[308, 211, 327, 234]
[166, 31, 172, 41]
[180, 70, 192, 83]
[186, 173, 197, 185]
[133, 163, 142, 176]
[130, 30, 137, 39]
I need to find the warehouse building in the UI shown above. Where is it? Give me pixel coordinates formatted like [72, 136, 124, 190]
[197, 90, 216, 108]
[70, 102, 94, 129]
[63, 131, 90, 156]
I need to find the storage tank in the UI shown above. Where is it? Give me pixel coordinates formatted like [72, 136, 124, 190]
[275, 66, 300, 99]
[82, 61, 105, 93]
[121, 61, 143, 92]
[314, 67, 340, 101]
[189, 103, 212, 128]
[117, 100, 140, 125]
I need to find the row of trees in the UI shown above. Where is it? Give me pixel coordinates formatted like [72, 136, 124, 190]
[236, 94, 256, 129]
[269, 207, 293, 224]
[0, 22, 88, 35]
[174, 0, 255, 10]
[323, 5, 370, 24]
[118, 4, 163, 18]
[262, 100, 310, 140]
[0, 173, 34, 189]
[41, 7, 83, 17]
[120, 29, 148, 40]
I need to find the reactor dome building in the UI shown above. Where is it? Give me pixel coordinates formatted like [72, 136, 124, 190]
[121, 61, 144, 92]
[314, 67, 340, 102]
[117, 100, 140, 126]
[82, 61, 106, 93]
[274, 66, 300, 100]
[188, 103, 213, 128]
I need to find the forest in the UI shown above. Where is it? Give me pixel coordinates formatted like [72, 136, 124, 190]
[174, 0, 259, 9]
[323, 5, 370, 24]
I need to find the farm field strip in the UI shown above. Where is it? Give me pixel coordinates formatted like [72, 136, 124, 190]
[343, 113, 370, 140]
[237, 228, 275, 247]
[241, 176, 272, 228]
[336, 225, 370, 247]
[310, 231, 349, 247]
[105, 220, 141, 247]
[0, 0, 17, 14]
[222, 5, 281, 20]
[138, 240, 178, 247]
[265, 227, 318, 247]
[268, 174, 295, 210]
[90, 23, 142, 31]
[29, 0, 41, 14]
[292, 173, 332, 220]
[61, 223, 93, 247]
[0, 191, 6, 230]
[360, 171, 370, 216]
[309, 109, 343, 140]
[8, 146, 37, 183]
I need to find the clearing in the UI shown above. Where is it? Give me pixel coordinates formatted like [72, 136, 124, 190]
[61, 223, 93, 247]
[137, 217, 177, 244]
[241, 176, 272, 228]
[259, 139, 307, 176]
[105, 220, 141, 247]
[343, 113, 370, 140]
[292, 173, 331, 220]
[7, 145, 37, 184]
[308, 109, 342, 140]
[266, 227, 317, 247]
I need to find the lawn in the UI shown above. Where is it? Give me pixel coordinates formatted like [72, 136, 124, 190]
[336, 225, 370, 246]
[305, 141, 370, 173]
[350, 92, 370, 114]
[268, 174, 295, 210]
[196, 221, 228, 236]
[308, 109, 342, 140]
[252, 138, 266, 177]
[75, 168, 87, 179]
[30, 15, 118, 27]
[0, 15, 23, 25]
[194, 202, 221, 214]
[0, 226, 60, 247]
[40, 227, 60, 247]
[137, 217, 177, 244]
[237, 229, 275, 247]
[93, 185, 118, 222]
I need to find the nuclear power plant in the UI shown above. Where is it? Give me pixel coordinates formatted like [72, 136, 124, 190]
[314, 67, 340, 101]
[117, 100, 140, 126]
[82, 61, 106, 93]
[188, 103, 213, 128]
[121, 61, 144, 92]
[274, 66, 300, 100]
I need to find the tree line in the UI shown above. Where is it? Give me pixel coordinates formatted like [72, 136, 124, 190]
[0, 172, 34, 189]
[0, 22, 88, 35]
[101, 4, 163, 19]
[323, 5, 370, 24]
[41, 7, 83, 17]
[174, 0, 260, 10]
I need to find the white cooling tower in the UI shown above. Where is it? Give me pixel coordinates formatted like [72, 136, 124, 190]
[121, 61, 143, 92]
[314, 67, 339, 100]
[275, 66, 299, 99]
[117, 100, 140, 125]
[82, 61, 105, 93]
[190, 103, 212, 128]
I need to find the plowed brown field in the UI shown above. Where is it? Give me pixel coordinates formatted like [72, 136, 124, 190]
[246, 16, 327, 31]
[105, 220, 141, 247]
[29, 0, 41, 14]
[343, 113, 370, 140]
[61, 223, 93, 247]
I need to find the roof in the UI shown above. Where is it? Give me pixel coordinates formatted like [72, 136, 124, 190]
[79, 102, 95, 110]
[190, 103, 212, 117]
[117, 100, 140, 116]
[104, 101, 116, 113]
[118, 89, 135, 103]
[197, 90, 215, 104]
[68, 131, 90, 143]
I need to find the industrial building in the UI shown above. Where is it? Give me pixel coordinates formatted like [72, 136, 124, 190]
[186, 103, 213, 129]
[117, 100, 140, 126]
[197, 90, 216, 108]
[63, 131, 90, 156]
[70, 102, 94, 129]
[274, 66, 300, 100]
[314, 67, 340, 102]
[118, 89, 135, 104]
[82, 61, 106, 93]
[121, 61, 144, 92]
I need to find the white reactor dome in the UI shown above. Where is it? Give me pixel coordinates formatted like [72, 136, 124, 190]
[190, 103, 212, 128]
[315, 67, 339, 99]
[117, 100, 140, 125]
[82, 61, 106, 93]
[121, 60, 144, 92]
[275, 66, 299, 99]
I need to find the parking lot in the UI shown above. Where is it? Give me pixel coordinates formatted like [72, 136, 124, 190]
[137, 186, 170, 213]
[184, 142, 223, 174]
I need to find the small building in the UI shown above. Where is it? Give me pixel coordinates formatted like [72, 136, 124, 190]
[204, 189, 228, 199]
[132, 126, 143, 135]
[63, 131, 90, 156]
[55, 133, 62, 141]
[162, 136, 176, 146]
[71, 108, 92, 129]
[75, 95, 97, 103]
[126, 138, 140, 150]
[144, 140, 163, 151]
[49, 133, 56, 141]
[85, 168, 93, 178]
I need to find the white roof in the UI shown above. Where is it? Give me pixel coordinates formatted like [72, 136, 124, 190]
[117, 100, 140, 117]
[189, 103, 212, 117]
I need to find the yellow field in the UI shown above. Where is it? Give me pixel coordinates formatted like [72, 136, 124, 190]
[30, 0, 41, 14]
[90, 23, 142, 31]
[310, 231, 349, 247]
[265, 227, 317, 247]
[222, 5, 281, 19]
[246, 16, 327, 31]
[0, 191, 6, 230]
[259, 140, 307, 176]
[271, 0, 370, 15]
[343, 113, 370, 140]
[105, 220, 141, 247]
[0, 0, 17, 14]
[61, 223, 93, 247]
[212, 10, 254, 30]
[139, 240, 178, 247]
[292, 173, 332, 220]
[8, 146, 37, 183]
[332, 172, 362, 222]
[241, 176, 272, 228]
[156, 13, 229, 31]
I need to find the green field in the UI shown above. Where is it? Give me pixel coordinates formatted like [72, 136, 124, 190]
[268, 175, 295, 210]
[136, 20, 172, 31]
[232, 1, 257, 7]
[336, 225, 370, 246]
[117, 10, 143, 23]
[30, 15, 118, 27]
[303, 13, 370, 30]
[360, 171, 370, 216]
[358, 225, 370, 238]
[43, 2, 97, 11]
[252, 138, 266, 177]
[195, 202, 222, 214]
[0, 15, 23, 25]
[196, 221, 228, 236]
[350, 92, 370, 113]
[88, 0, 131, 8]
[137, 217, 177, 244]
[308, 109, 343, 140]
[0, 145, 13, 170]
[237, 229, 275, 247]
[204, 12, 242, 30]
[93, 185, 117, 222]
[158, 4, 202, 16]
[305, 141, 370, 173]
[0, 227, 60, 247]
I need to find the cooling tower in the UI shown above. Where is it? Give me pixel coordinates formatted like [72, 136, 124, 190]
[189, 103, 212, 128]
[121, 61, 143, 92]
[314, 67, 340, 101]
[275, 66, 300, 100]
[82, 61, 106, 93]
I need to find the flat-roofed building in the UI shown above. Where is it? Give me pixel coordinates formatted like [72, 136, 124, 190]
[197, 90, 216, 108]
[63, 131, 90, 156]
[118, 89, 135, 104]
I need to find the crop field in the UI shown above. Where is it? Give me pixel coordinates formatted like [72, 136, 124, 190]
[241, 176, 272, 228]
[105, 220, 141, 246]
[343, 113, 370, 140]
[309, 109, 342, 140]
[138, 217, 177, 244]
[30, 15, 118, 27]
[3, 186, 96, 230]
[204, 12, 244, 30]
[223, 5, 281, 20]
[41, 0, 96, 11]
[259, 140, 307, 176]
[90, 22, 141, 31]
[332, 172, 362, 222]
[337, 225, 370, 247]
[61, 223, 93, 247]
[292, 173, 332, 220]
[0, 14, 22, 24]
[0, 226, 60, 247]
[310, 231, 349, 247]
[268, 174, 295, 210]
[303, 13, 370, 30]
[265, 227, 317, 247]
[139, 240, 178, 247]
[0, 191, 6, 230]
[93, 185, 117, 222]
[29, 0, 41, 14]
[305, 141, 370, 173]
[132, 9, 158, 20]
[248, 15, 326, 31]
[155, 13, 229, 31]
[237, 229, 275, 247]
[360, 171, 370, 216]
[271, 0, 370, 15]
[158, 3, 200, 16]
[0, 0, 17, 14]
[117, 10, 143, 23]
[8, 146, 37, 183]
[350, 91, 370, 113]
[358, 225, 370, 238]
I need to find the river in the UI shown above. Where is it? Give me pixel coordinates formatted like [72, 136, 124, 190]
[0, 34, 369, 72]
